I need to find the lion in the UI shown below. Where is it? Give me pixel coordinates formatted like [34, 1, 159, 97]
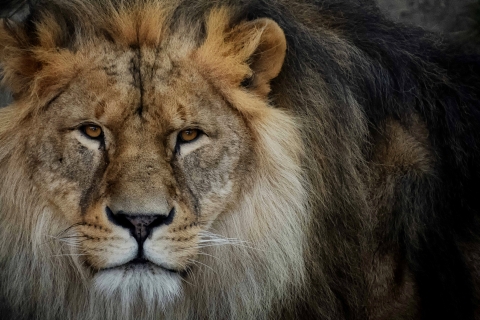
[1, 0, 480, 319]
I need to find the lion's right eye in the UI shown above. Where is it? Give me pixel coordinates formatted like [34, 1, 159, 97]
[80, 125, 103, 139]
[178, 129, 200, 143]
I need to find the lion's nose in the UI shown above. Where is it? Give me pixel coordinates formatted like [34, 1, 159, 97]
[106, 207, 175, 245]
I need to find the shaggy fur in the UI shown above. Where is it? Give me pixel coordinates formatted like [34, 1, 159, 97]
[1, 0, 480, 319]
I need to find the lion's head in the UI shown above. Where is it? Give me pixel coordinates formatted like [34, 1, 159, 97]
[7, 0, 476, 319]
[0, 2, 308, 319]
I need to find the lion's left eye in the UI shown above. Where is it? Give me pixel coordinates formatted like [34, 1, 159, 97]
[178, 129, 201, 143]
[80, 125, 103, 139]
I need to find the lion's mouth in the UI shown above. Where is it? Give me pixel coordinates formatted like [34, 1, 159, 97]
[91, 256, 185, 299]
[101, 258, 179, 274]
[130, 258, 179, 273]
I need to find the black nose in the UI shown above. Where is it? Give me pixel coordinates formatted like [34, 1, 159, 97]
[106, 207, 175, 244]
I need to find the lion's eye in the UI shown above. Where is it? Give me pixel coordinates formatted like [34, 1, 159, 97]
[178, 129, 200, 143]
[81, 125, 103, 139]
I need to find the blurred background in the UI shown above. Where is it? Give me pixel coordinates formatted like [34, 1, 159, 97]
[376, 0, 480, 40]
[1, 0, 480, 108]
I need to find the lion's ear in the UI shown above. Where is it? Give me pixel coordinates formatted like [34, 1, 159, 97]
[232, 18, 287, 97]
[0, 17, 79, 102]
[195, 9, 287, 97]
[1, 1, 62, 100]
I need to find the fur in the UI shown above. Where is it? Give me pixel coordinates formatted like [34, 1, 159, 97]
[0, 0, 480, 319]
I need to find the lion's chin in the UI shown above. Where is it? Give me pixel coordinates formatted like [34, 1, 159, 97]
[92, 262, 183, 309]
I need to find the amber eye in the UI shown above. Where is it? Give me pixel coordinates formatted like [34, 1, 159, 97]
[81, 125, 103, 139]
[179, 129, 200, 143]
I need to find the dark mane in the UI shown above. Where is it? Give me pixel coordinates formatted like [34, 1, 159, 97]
[233, 1, 480, 318]
[215, 1, 480, 318]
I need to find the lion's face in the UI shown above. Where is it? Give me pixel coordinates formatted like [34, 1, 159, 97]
[25, 44, 253, 298]
[0, 6, 309, 318]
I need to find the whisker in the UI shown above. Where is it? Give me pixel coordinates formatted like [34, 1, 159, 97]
[187, 258, 216, 274]
[196, 251, 221, 262]
[185, 267, 197, 283]
[56, 222, 85, 237]
[195, 243, 265, 252]
[198, 237, 246, 243]
[51, 253, 88, 257]
[179, 274, 195, 287]
[197, 230, 264, 253]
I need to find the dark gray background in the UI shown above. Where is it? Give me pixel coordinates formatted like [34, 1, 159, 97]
[376, 0, 477, 33]
[0, 0, 477, 108]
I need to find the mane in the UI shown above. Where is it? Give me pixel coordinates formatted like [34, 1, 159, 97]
[1, 0, 480, 319]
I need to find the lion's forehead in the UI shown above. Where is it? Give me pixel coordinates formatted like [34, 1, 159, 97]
[51, 44, 223, 137]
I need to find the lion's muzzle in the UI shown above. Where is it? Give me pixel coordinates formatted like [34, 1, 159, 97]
[106, 206, 175, 258]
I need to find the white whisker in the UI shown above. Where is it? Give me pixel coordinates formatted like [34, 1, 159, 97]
[187, 258, 216, 274]
[51, 253, 88, 257]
